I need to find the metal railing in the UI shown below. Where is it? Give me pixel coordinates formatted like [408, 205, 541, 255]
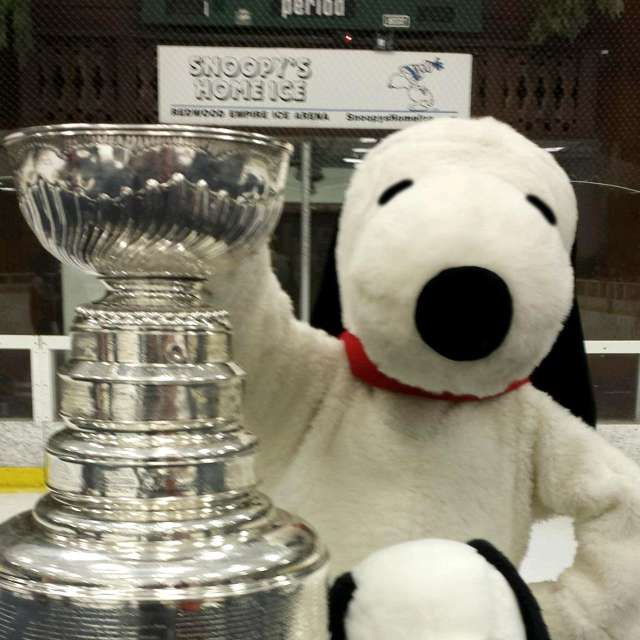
[0, 335, 69, 426]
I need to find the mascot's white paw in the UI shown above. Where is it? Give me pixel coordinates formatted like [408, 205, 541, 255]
[329, 539, 550, 640]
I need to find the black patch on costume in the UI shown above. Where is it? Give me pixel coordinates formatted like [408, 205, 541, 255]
[467, 539, 551, 640]
[527, 195, 557, 225]
[415, 266, 513, 361]
[531, 297, 596, 426]
[378, 179, 414, 205]
[329, 571, 357, 640]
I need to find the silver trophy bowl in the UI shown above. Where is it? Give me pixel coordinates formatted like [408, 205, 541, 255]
[0, 124, 329, 639]
[4, 123, 291, 277]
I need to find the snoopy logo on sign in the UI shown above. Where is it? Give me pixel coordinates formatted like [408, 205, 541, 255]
[388, 57, 444, 111]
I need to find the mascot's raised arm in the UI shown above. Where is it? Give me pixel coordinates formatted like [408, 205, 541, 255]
[207, 117, 640, 639]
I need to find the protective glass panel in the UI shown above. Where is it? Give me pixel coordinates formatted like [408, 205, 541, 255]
[589, 355, 639, 423]
[0, 350, 31, 419]
[0, 188, 63, 336]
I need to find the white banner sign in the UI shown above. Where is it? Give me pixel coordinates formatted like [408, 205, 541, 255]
[158, 46, 473, 130]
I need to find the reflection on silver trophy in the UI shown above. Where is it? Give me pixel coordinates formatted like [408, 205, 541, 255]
[0, 124, 328, 639]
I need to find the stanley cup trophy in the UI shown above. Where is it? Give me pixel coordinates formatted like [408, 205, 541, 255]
[0, 124, 328, 638]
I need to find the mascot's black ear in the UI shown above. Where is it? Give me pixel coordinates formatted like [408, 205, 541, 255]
[530, 296, 596, 426]
[328, 571, 357, 640]
[530, 243, 596, 426]
[311, 227, 344, 338]
[311, 230, 597, 427]
[467, 540, 551, 640]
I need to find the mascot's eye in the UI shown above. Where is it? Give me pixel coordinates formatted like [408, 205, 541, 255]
[378, 179, 414, 205]
[526, 194, 557, 225]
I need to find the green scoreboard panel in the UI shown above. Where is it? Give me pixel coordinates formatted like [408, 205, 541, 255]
[140, 0, 483, 33]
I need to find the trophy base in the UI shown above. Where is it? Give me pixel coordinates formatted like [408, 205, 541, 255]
[0, 281, 329, 639]
[0, 511, 329, 639]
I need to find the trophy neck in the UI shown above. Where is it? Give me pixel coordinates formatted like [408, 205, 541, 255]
[98, 276, 206, 310]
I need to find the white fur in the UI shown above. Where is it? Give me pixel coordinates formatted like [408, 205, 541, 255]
[207, 117, 640, 640]
[347, 540, 526, 640]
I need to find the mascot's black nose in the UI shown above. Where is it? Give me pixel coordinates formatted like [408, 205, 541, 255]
[415, 267, 513, 361]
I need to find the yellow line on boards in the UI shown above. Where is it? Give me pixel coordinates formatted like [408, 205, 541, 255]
[0, 468, 45, 492]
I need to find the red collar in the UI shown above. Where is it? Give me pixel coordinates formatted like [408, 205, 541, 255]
[340, 331, 529, 402]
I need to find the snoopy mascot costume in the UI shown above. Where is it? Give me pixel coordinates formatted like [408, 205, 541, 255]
[208, 117, 640, 639]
